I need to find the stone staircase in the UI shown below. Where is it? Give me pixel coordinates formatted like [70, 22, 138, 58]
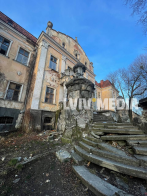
[72, 120, 147, 195]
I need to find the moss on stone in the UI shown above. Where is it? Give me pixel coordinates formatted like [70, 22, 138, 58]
[61, 137, 72, 144]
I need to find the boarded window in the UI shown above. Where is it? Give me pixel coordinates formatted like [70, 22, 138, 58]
[6, 82, 21, 101]
[0, 117, 13, 124]
[45, 87, 54, 104]
[16, 48, 29, 66]
[49, 55, 57, 70]
[0, 35, 10, 56]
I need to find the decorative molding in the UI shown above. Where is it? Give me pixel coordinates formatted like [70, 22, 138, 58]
[62, 55, 67, 61]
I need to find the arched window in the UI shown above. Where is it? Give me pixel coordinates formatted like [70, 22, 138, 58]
[62, 42, 65, 48]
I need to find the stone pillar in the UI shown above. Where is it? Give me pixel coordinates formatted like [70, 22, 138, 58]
[31, 40, 49, 109]
[61, 55, 66, 73]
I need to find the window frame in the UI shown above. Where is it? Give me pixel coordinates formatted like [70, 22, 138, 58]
[15, 46, 31, 66]
[49, 53, 59, 72]
[44, 86, 56, 105]
[0, 34, 13, 57]
[4, 81, 23, 102]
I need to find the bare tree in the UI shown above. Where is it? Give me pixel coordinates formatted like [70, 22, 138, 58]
[125, 0, 147, 33]
[106, 54, 147, 121]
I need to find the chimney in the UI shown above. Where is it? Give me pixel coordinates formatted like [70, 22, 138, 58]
[100, 80, 104, 87]
[46, 21, 53, 36]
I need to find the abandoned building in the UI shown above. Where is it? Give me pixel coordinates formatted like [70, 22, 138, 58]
[0, 11, 120, 133]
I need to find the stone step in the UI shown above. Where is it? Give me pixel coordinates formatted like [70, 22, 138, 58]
[133, 146, 147, 155]
[127, 140, 147, 146]
[92, 125, 136, 129]
[82, 138, 98, 147]
[86, 136, 101, 143]
[92, 123, 133, 126]
[134, 155, 147, 167]
[78, 142, 139, 167]
[79, 141, 94, 152]
[72, 166, 128, 196]
[96, 142, 128, 157]
[90, 131, 103, 139]
[101, 135, 147, 141]
[92, 128, 144, 135]
[74, 145, 147, 180]
[71, 152, 84, 164]
[91, 131, 104, 136]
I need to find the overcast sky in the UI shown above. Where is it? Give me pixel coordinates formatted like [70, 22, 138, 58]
[1, 0, 147, 82]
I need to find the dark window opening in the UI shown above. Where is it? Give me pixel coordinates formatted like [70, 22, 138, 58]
[62, 42, 65, 48]
[45, 87, 54, 104]
[6, 82, 21, 101]
[0, 117, 13, 124]
[119, 101, 123, 107]
[16, 48, 29, 66]
[75, 53, 77, 58]
[0, 35, 10, 56]
[44, 117, 52, 123]
[85, 62, 87, 66]
[49, 55, 57, 70]
[7, 20, 13, 27]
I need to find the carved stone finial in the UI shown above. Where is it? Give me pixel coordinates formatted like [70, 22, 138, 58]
[47, 21, 53, 29]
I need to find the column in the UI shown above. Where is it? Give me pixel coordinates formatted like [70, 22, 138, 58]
[31, 40, 49, 109]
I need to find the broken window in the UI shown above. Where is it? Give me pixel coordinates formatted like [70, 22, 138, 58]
[6, 82, 21, 101]
[44, 117, 52, 123]
[0, 35, 10, 56]
[49, 55, 57, 71]
[0, 117, 13, 124]
[16, 48, 29, 66]
[45, 87, 54, 104]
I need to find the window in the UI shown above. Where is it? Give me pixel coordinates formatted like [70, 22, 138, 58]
[44, 117, 52, 123]
[62, 42, 65, 48]
[7, 20, 13, 27]
[0, 117, 13, 124]
[16, 48, 29, 66]
[45, 87, 54, 104]
[49, 55, 57, 71]
[0, 35, 10, 56]
[6, 82, 22, 101]
[85, 62, 87, 66]
[98, 92, 101, 98]
[86, 73, 88, 79]
[75, 53, 77, 58]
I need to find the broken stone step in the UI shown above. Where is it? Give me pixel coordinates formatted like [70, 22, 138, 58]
[127, 140, 147, 146]
[78, 142, 139, 167]
[134, 155, 147, 167]
[74, 145, 147, 180]
[93, 123, 133, 126]
[90, 132, 100, 140]
[72, 166, 129, 196]
[79, 141, 94, 152]
[101, 135, 147, 141]
[96, 142, 128, 157]
[86, 136, 101, 143]
[82, 138, 98, 147]
[133, 146, 147, 155]
[93, 128, 144, 135]
[91, 131, 104, 136]
[71, 152, 84, 164]
[104, 126, 136, 129]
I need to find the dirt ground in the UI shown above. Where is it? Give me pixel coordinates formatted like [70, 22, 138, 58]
[0, 130, 94, 196]
[0, 130, 147, 196]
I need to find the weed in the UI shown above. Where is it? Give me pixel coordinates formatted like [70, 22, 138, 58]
[8, 159, 18, 166]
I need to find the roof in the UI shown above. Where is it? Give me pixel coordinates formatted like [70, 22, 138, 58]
[95, 80, 112, 88]
[0, 11, 37, 44]
[95, 80, 119, 92]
